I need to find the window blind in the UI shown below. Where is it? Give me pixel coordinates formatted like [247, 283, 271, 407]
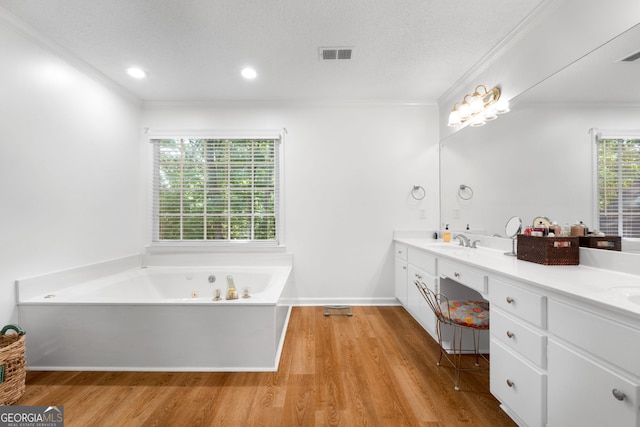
[151, 137, 280, 242]
[597, 136, 640, 238]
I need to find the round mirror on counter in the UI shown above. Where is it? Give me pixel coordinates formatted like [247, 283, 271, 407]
[504, 216, 522, 256]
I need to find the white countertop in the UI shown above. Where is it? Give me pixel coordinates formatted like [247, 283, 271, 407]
[395, 237, 640, 320]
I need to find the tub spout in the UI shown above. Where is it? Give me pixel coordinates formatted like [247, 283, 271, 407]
[226, 275, 238, 300]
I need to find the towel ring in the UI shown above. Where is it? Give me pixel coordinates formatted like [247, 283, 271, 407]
[411, 185, 426, 200]
[458, 185, 474, 200]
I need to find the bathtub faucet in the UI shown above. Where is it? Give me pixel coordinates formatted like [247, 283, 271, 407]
[226, 275, 238, 300]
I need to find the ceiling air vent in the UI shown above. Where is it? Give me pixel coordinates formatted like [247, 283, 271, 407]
[319, 47, 353, 60]
[620, 50, 640, 62]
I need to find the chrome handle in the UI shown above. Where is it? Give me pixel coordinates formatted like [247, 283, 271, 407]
[506, 379, 514, 388]
[506, 331, 515, 339]
[506, 296, 514, 304]
[612, 389, 626, 401]
[454, 272, 460, 278]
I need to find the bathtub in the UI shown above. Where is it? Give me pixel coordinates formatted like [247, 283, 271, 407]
[17, 265, 293, 372]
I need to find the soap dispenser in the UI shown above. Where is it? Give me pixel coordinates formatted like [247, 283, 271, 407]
[443, 224, 451, 242]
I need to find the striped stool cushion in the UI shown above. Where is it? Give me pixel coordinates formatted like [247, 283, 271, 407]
[440, 300, 490, 329]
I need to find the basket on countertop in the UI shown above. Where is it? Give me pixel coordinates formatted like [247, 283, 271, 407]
[579, 235, 622, 251]
[0, 324, 26, 406]
[517, 235, 580, 265]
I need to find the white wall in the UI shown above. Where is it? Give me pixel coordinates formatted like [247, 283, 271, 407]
[141, 102, 439, 304]
[0, 17, 143, 324]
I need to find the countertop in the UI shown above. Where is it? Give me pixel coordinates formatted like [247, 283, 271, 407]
[395, 237, 640, 320]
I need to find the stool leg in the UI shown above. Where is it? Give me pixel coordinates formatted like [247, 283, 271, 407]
[454, 325, 462, 391]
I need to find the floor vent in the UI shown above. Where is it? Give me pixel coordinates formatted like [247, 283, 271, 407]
[621, 50, 640, 62]
[320, 47, 353, 60]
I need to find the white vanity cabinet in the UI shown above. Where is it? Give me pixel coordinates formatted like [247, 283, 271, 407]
[394, 243, 408, 305]
[547, 298, 640, 427]
[489, 276, 547, 427]
[394, 237, 640, 427]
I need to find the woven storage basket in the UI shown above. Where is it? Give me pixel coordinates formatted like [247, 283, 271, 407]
[0, 325, 26, 406]
[517, 235, 579, 265]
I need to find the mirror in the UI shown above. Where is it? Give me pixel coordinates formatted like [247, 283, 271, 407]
[504, 216, 522, 257]
[440, 24, 640, 252]
[505, 216, 522, 238]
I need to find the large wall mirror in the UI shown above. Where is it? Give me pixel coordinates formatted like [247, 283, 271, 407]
[440, 23, 640, 252]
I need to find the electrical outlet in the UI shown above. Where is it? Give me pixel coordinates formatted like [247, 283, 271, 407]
[453, 209, 460, 219]
[419, 209, 426, 219]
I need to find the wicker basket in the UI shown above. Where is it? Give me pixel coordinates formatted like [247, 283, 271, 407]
[517, 235, 579, 265]
[0, 324, 26, 406]
[579, 236, 622, 251]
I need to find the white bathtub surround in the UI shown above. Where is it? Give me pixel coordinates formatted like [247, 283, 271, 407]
[17, 259, 293, 372]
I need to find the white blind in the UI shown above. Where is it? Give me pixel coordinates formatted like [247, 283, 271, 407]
[597, 136, 640, 238]
[151, 137, 280, 242]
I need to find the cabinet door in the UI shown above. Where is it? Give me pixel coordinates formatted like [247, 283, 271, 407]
[395, 256, 408, 305]
[548, 340, 640, 427]
[407, 265, 437, 336]
[490, 339, 546, 427]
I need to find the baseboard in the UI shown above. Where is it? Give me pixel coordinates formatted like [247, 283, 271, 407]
[280, 297, 401, 306]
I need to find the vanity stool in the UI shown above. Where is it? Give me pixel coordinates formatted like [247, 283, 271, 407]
[415, 282, 489, 390]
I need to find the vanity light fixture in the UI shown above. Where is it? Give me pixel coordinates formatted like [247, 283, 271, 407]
[447, 85, 509, 127]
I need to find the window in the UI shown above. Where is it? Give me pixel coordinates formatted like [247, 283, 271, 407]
[151, 135, 282, 244]
[596, 133, 640, 238]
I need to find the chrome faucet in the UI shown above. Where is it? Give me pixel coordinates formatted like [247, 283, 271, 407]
[453, 233, 470, 247]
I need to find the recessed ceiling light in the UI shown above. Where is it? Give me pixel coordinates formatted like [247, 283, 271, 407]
[241, 67, 257, 80]
[127, 67, 147, 79]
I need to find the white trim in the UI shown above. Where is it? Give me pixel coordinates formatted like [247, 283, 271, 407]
[145, 128, 285, 140]
[283, 297, 402, 306]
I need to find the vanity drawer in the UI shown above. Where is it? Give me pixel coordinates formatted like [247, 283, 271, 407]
[491, 307, 546, 368]
[490, 277, 546, 328]
[438, 259, 487, 295]
[491, 339, 547, 427]
[408, 247, 436, 275]
[548, 299, 640, 375]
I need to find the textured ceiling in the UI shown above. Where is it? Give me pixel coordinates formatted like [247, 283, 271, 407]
[0, 0, 544, 103]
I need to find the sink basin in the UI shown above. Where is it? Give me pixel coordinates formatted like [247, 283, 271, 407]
[628, 295, 640, 305]
[607, 286, 640, 306]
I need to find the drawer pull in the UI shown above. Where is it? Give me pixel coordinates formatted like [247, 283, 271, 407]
[506, 379, 514, 388]
[415, 273, 422, 280]
[506, 296, 514, 304]
[454, 272, 461, 278]
[612, 389, 626, 401]
[402, 266, 407, 270]
[506, 331, 515, 339]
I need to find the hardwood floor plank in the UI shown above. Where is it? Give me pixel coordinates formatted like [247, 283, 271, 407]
[16, 306, 516, 427]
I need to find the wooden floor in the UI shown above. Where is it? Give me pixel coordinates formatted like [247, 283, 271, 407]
[17, 306, 516, 426]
